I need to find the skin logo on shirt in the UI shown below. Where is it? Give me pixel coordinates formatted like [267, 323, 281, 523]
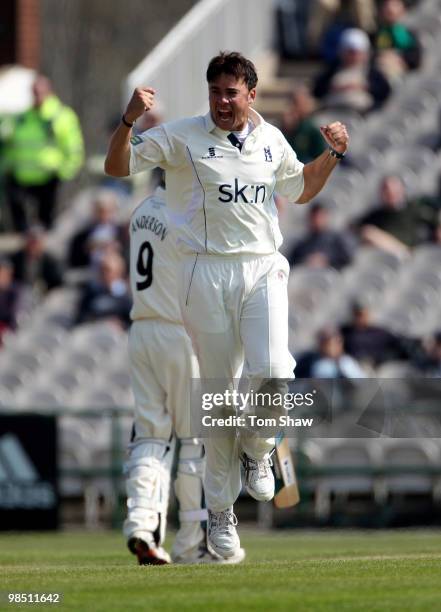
[218, 179, 266, 204]
[264, 146, 272, 162]
[130, 135, 143, 145]
[202, 146, 223, 159]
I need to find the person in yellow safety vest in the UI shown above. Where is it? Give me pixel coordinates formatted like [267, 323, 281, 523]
[3, 74, 84, 232]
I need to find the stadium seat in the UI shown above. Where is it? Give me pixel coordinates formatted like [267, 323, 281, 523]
[384, 147, 436, 179]
[59, 349, 100, 375]
[3, 350, 43, 375]
[343, 268, 395, 307]
[48, 368, 88, 394]
[368, 129, 406, 154]
[311, 439, 384, 519]
[352, 247, 405, 272]
[0, 369, 28, 393]
[288, 268, 344, 331]
[12, 328, 67, 359]
[412, 245, 441, 269]
[380, 439, 440, 499]
[13, 386, 66, 410]
[375, 306, 428, 336]
[416, 130, 440, 150]
[70, 322, 126, 354]
[346, 149, 384, 174]
[99, 367, 131, 393]
[411, 269, 441, 292]
[0, 387, 14, 409]
[376, 361, 418, 378]
[73, 388, 123, 409]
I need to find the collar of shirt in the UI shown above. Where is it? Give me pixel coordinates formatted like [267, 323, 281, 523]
[203, 107, 264, 145]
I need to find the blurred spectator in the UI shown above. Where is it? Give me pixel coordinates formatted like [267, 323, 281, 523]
[288, 202, 356, 269]
[311, 0, 377, 63]
[75, 252, 131, 328]
[374, 0, 421, 83]
[281, 85, 326, 163]
[310, 327, 366, 378]
[11, 226, 63, 295]
[2, 74, 84, 232]
[313, 28, 391, 113]
[414, 331, 441, 377]
[341, 301, 407, 368]
[68, 191, 127, 270]
[0, 258, 21, 345]
[359, 175, 437, 252]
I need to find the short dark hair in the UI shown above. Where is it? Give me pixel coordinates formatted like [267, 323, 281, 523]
[206, 51, 258, 90]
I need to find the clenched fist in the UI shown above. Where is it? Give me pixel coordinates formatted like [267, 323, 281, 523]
[320, 122, 349, 154]
[124, 87, 156, 124]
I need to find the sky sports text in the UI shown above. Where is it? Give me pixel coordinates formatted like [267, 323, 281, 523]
[201, 389, 316, 411]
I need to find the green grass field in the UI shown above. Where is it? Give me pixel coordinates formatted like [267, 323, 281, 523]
[2, 529, 441, 611]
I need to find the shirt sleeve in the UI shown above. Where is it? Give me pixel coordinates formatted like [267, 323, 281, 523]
[129, 125, 172, 175]
[275, 135, 305, 202]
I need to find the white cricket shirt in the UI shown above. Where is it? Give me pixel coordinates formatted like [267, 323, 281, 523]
[129, 108, 304, 255]
[129, 187, 182, 324]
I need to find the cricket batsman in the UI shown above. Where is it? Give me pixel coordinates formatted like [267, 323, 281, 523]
[106, 51, 348, 560]
[125, 182, 244, 564]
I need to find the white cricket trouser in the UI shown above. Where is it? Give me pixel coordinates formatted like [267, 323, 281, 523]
[128, 319, 199, 440]
[179, 251, 295, 512]
[126, 319, 206, 556]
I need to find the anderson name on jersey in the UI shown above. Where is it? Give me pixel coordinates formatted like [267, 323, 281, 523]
[129, 108, 304, 256]
[130, 187, 182, 324]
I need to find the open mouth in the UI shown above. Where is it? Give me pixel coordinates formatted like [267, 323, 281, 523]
[217, 109, 233, 124]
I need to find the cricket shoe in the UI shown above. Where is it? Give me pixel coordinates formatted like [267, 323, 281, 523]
[128, 536, 171, 566]
[173, 542, 246, 565]
[207, 507, 241, 559]
[240, 452, 275, 502]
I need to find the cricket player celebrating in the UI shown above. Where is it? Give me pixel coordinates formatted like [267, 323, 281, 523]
[106, 52, 348, 560]
[125, 183, 244, 565]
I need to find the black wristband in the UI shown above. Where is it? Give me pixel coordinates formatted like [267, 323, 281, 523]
[121, 114, 134, 128]
[329, 146, 346, 160]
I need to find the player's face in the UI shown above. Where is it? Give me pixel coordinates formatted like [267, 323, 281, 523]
[208, 74, 256, 132]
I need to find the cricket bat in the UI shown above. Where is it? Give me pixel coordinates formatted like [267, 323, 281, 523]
[273, 436, 300, 509]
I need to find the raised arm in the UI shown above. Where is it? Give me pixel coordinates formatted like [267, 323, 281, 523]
[296, 122, 349, 204]
[104, 87, 156, 177]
